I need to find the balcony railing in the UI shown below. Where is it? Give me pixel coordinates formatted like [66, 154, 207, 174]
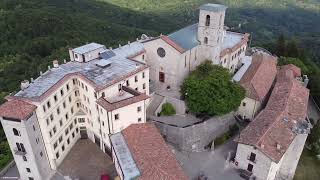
[14, 149, 26, 156]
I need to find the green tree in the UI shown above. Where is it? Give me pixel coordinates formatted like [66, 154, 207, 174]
[308, 122, 320, 155]
[286, 40, 299, 57]
[181, 61, 245, 116]
[278, 56, 310, 74]
[160, 103, 176, 116]
[276, 34, 286, 57]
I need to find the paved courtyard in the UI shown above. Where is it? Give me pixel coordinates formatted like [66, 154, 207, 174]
[58, 139, 117, 180]
[171, 138, 243, 180]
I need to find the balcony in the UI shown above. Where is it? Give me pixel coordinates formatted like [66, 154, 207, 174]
[14, 149, 26, 156]
[247, 156, 256, 163]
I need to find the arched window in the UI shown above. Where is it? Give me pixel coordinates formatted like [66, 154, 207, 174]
[13, 128, 20, 136]
[205, 15, 210, 26]
[204, 37, 208, 45]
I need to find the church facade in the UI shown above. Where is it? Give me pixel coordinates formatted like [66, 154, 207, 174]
[142, 4, 249, 90]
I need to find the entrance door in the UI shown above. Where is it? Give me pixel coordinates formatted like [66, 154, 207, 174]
[159, 72, 165, 82]
[247, 163, 253, 172]
[80, 129, 88, 139]
[94, 135, 101, 148]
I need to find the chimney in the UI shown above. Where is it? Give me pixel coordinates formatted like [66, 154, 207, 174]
[40, 71, 43, 76]
[69, 48, 74, 61]
[53, 60, 59, 68]
[276, 143, 281, 150]
[63, 59, 67, 64]
[48, 66, 51, 70]
[128, 41, 130, 45]
[109, 47, 113, 50]
[119, 44, 121, 48]
[136, 38, 139, 41]
[30, 78, 34, 83]
[21, 80, 30, 90]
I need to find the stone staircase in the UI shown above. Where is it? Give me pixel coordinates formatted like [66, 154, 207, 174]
[147, 94, 165, 116]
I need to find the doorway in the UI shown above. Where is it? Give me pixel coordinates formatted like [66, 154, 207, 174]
[94, 134, 101, 148]
[159, 72, 165, 82]
[80, 127, 88, 139]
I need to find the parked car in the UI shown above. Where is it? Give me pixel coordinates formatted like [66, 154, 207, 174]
[101, 174, 110, 180]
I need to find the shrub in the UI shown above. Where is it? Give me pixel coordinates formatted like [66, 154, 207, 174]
[214, 124, 239, 147]
[0, 141, 13, 170]
[160, 103, 176, 116]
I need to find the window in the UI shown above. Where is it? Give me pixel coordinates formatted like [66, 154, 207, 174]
[142, 54, 145, 60]
[47, 101, 51, 108]
[13, 128, 20, 136]
[23, 156, 27, 161]
[102, 92, 105, 97]
[65, 129, 69, 135]
[185, 56, 187, 68]
[56, 152, 59, 159]
[59, 119, 63, 127]
[63, 102, 66, 109]
[137, 106, 141, 112]
[60, 89, 64, 96]
[50, 114, 54, 121]
[94, 92, 97, 99]
[53, 142, 58, 149]
[33, 125, 36, 131]
[69, 96, 72, 102]
[157, 47, 166, 58]
[26, 168, 31, 173]
[118, 84, 122, 91]
[205, 15, 210, 26]
[54, 95, 58, 102]
[62, 145, 65, 151]
[59, 136, 63, 143]
[42, 105, 46, 112]
[142, 72, 145, 78]
[67, 138, 70, 144]
[76, 128, 79, 133]
[72, 132, 75, 138]
[49, 131, 52, 138]
[40, 151, 43, 157]
[71, 107, 74, 114]
[242, 102, 246, 107]
[204, 37, 208, 45]
[73, 79, 76, 85]
[74, 118, 77, 124]
[28, 177, 34, 180]
[126, 80, 130, 86]
[143, 83, 146, 90]
[138, 118, 142, 122]
[57, 107, 60, 115]
[114, 114, 119, 120]
[247, 163, 253, 172]
[16, 143, 25, 152]
[85, 86, 88, 92]
[53, 126, 57, 134]
[69, 123, 74, 130]
[66, 84, 70, 91]
[135, 76, 138, 82]
[249, 152, 256, 162]
[81, 83, 84, 89]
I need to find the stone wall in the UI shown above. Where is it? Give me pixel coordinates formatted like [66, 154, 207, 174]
[153, 112, 236, 152]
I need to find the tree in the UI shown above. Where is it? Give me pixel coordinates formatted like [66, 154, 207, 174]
[278, 56, 310, 74]
[308, 122, 320, 155]
[181, 61, 245, 116]
[276, 34, 286, 57]
[160, 103, 176, 116]
[286, 40, 299, 57]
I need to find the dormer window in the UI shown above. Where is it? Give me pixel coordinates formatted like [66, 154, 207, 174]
[205, 15, 210, 26]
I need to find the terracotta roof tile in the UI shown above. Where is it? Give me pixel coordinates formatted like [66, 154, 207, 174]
[237, 66, 309, 162]
[122, 123, 188, 180]
[239, 53, 277, 101]
[0, 100, 36, 120]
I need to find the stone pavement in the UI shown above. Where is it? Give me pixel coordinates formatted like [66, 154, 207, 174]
[171, 138, 242, 180]
[58, 139, 116, 180]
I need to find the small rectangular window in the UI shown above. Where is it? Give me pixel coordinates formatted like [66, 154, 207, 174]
[59, 119, 63, 127]
[53, 126, 57, 134]
[63, 102, 66, 109]
[56, 152, 59, 159]
[65, 129, 69, 135]
[53, 142, 58, 149]
[138, 118, 142, 122]
[50, 114, 54, 121]
[137, 106, 142, 112]
[40, 152, 43, 157]
[242, 102, 246, 106]
[66, 84, 70, 91]
[69, 96, 72, 102]
[73, 79, 76, 85]
[62, 145, 65, 151]
[114, 114, 119, 120]
[59, 136, 63, 143]
[46, 118, 49, 126]
[43, 105, 46, 112]
[23, 156, 27, 161]
[54, 95, 58, 102]
[142, 72, 145, 78]
[47, 101, 51, 108]
[67, 138, 70, 144]
[72, 132, 75, 138]
[26, 168, 31, 173]
[126, 80, 130, 86]
[143, 83, 146, 90]
[135, 76, 138, 82]
[57, 107, 60, 115]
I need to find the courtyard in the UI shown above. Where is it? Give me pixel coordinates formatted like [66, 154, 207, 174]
[57, 139, 117, 180]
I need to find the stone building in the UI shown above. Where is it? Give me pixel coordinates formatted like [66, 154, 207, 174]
[234, 64, 311, 180]
[110, 123, 187, 180]
[236, 53, 278, 120]
[0, 42, 150, 180]
[142, 4, 249, 91]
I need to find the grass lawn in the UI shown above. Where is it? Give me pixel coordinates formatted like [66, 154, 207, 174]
[294, 148, 320, 180]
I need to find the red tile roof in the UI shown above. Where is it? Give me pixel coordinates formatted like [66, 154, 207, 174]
[236, 66, 309, 162]
[97, 87, 149, 111]
[281, 64, 301, 77]
[0, 99, 36, 120]
[239, 53, 278, 101]
[160, 35, 186, 53]
[122, 123, 188, 180]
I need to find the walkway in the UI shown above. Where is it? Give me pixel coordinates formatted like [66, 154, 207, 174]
[58, 140, 116, 180]
[171, 138, 242, 180]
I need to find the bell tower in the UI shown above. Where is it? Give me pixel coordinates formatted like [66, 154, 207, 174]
[198, 4, 227, 64]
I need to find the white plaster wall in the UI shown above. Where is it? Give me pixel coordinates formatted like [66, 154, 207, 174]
[237, 97, 261, 120]
[73, 47, 105, 62]
[235, 143, 273, 180]
[0, 114, 53, 180]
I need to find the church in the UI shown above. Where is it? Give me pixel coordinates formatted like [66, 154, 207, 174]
[141, 4, 249, 91]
